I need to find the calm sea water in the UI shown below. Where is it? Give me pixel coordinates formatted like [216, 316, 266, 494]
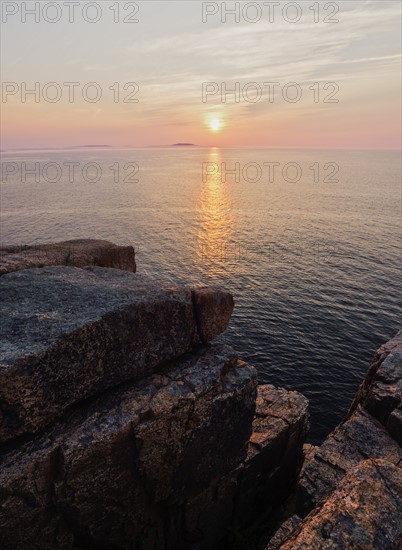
[1, 147, 401, 442]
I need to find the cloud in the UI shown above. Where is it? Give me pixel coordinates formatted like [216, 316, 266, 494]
[2, 0, 400, 147]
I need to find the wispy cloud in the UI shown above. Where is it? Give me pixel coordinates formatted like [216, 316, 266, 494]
[1, 0, 400, 148]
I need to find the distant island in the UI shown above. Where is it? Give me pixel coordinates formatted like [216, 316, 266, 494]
[70, 145, 112, 149]
[172, 143, 195, 147]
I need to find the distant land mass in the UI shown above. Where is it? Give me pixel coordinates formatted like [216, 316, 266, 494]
[2, 144, 206, 152]
[70, 145, 112, 148]
[172, 143, 195, 147]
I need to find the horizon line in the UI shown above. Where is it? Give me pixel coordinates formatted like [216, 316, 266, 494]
[2, 145, 401, 153]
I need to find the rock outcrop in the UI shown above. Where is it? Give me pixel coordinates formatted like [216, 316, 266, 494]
[266, 330, 402, 550]
[0, 344, 257, 550]
[0, 239, 136, 275]
[349, 328, 402, 444]
[0, 267, 233, 443]
[3, 238, 399, 550]
[274, 459, 402, 549]
[0, 263, 308, 550]
[297, 406, 402, 515]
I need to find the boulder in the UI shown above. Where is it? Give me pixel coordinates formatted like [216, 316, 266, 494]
[0, 344, 257, 550]
[192, 287, 234, 343]
[0, 239, 136, 275]
[0, 267, 234, 443]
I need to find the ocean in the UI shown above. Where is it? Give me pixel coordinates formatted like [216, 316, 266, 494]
[1, 147, 401, 442]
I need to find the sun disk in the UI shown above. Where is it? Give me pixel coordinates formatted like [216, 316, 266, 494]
[209, 118, 222, 132]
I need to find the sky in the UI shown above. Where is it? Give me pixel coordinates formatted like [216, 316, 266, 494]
[1, 0, 401, 150]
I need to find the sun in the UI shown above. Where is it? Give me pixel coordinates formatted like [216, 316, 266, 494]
[209, 118, 222, 132]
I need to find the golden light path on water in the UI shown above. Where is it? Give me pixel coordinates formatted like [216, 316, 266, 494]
[196, 148, 235, 278]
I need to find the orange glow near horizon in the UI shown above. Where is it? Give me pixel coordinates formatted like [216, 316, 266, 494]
[1, 1, 401, 151]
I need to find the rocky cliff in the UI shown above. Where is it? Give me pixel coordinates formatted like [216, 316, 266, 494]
[0, 266, 233, 443]
[0, 242, 400, 549]
[0, 262, 308, 550]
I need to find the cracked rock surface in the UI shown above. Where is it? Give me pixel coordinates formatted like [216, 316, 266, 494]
[234, 385, 309, 529]
[297, 406, 402, 515]
[278, 459, 402, 550]
[0, 344, 257, 550]
[0, 258, 311, 549]
[181, 385, 309, 550]
[0, 267, 233, 443]
[297, 330, 402, 518]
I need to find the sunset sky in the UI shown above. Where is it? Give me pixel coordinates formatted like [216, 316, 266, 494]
[1, 0, 401, 150]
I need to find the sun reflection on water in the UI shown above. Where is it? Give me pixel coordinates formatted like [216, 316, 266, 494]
[196, 148, 235, 276]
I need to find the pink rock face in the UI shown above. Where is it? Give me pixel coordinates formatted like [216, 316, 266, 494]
[277, 459, 402, 550]
[0, 268, 236, 444]
[192, 287, 235, 342]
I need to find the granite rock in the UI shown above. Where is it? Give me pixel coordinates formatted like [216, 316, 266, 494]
[0, 344, 257, 550]
[265, 515, 302, 550]
[277, 459, 402, 550]
[388, 407, 402, 446]
[178, 384, 309, 550]
[297, 406, 402, 516]
[265, 331, 402, 550]
[234, 385, 309, 530]
[0, 267, 234, 443]
[192, 287, 234, 343]
[349, 329, 402, 441]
